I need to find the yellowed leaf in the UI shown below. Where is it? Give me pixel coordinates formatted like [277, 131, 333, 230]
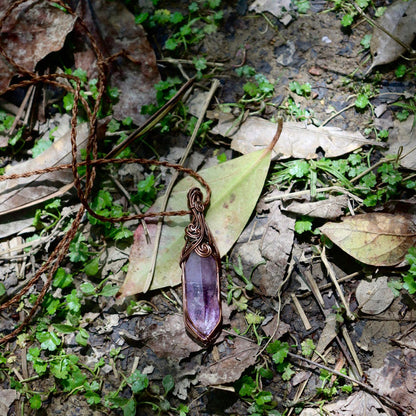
[320, 213, 416, 266]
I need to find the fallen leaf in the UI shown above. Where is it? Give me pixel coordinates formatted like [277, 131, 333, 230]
[0, 389, 20, 416]
[323, 391, 389, 416]
[356, 276, 395, 315]
[75, 0, 159, 125]
[139, 313, 203, 359]
[315, 313, 337, 357]
[284, 195, 349, 220]
[262, 315, 291, 341]
[320, 213, 416, 266]
[259, 196, 295, 296]
[121, 129, 281, 295]
[198, 337, 260, 386]
[367, 348, 416, 412]
[389, 116, 416, 170]
[369, 0, 416, 72]
[211, 114, 376, 159]
[0, 0, 76, 89]
[0, 122, 89, 216]
[249, 0, 292, 18]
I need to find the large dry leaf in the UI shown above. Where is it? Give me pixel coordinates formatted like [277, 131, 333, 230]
[121, 141, 277, 296]
[211, 114, 375, 159]
[259, 196, 295, 296]
[389, 116, 416, 170]
[198, 337, 260, 386]
[369, 0, 416, 72]
[0, 123, 89, 216]
[284, 195, 349, 220]
[367, 348, 416, 412]
[320, 213, 416, 266]
[75, 0, 159, 126]
[0, 0, 76, 89]
[323, 391, 389, 416]
[356, 276, 394, 315]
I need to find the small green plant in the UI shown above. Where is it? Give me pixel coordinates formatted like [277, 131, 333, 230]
[293, 0, 311, 14]
[235, 367, 280, 415]
[389, 247, 416, 295]
[271, 153, 415, 207]
[242, 73, 275, 101]
[317, 368, 353, 399]
[137, 1, 223, 52]
[87, 190, 134, 241]
[280, 97, 311, 121]
[289, 81, 311, 97]
[33, 199, 62, 234]
[330, 0, 370, 28]
[267, 340, 295, 381]
[60, 67, 118, 119]
[131, 174, 160, 210]
[226, 256, 255, 311]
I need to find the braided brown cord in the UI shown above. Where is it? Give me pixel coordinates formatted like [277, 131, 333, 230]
[0, 0, 211, 344]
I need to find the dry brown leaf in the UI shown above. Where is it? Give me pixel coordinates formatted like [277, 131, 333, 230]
[259, 196, 295, 296]
[0, 123, 89, 216]
[323, 391, 388, 416]
[138, 304, 232, 360]
[320, 213, 416, 266]
[0, 389, 20, 416]
[198, 337, 260, 386]
[367, 348, 416, 411]
[211, 114, 376, 159]
[389, 116, 416, 170]
[284, 195, 349, 220]
[139, 313, 203, 359]
[75, 0, 159, 126]
[262, 315, 291, 341]
[356, 276, 395, 315]
[0, 0, 76, 89]
[249, 0, 292, 18]
[369, 0, 416, 72]
[315, 313, 337, 357]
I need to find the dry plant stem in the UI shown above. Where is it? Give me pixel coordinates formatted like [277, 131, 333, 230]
[158, 57, 225, 68]
[291, 293, 311, 330]
[294, 257, 361, 379]
[321, 247, 355, 321]
[341, 325, 363, 377]
[287, 352, 409, 415]
[142, 78, 220, 293]
[265, 186, 363, 204]
[321, 103, 356, 127]
[297, 272, 360, 298]
[351, 1, 416, 57]
[9, 84, 33, 135]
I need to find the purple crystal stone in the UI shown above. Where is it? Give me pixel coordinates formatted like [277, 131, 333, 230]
[184, 251, 220, 340]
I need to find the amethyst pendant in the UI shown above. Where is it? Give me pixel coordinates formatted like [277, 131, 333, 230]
[180, 188, 222, 345]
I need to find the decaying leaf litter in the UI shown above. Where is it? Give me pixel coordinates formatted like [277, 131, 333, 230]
[0, 0, 416, 415]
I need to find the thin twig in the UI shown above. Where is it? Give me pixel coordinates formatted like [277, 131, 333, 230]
[265, 186, 363, 204]
[321, 103, 355, 127]
[321, 247, 355, 321]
